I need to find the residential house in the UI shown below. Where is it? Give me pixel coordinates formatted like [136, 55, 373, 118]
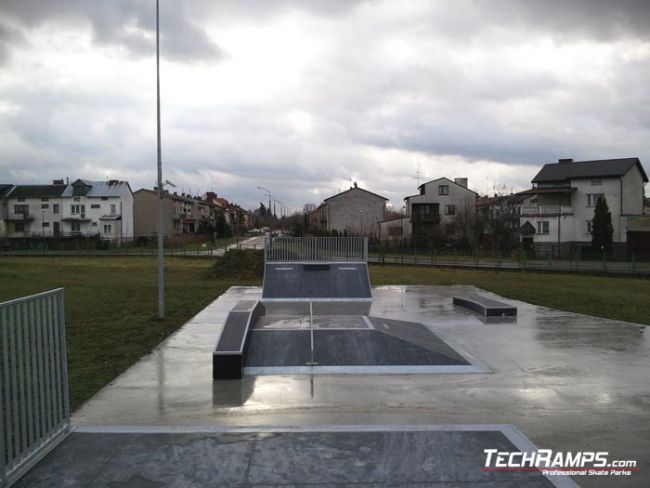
[520, 157, 648, 258]
[307, 205, 323, 231]
[0, 184, 15, 237]
[476, 191, 529, 252]
[319, 182, 387, 237]
[133, 189, 203, 237]
[60, 179, 134, 239]
[378, 216, 412, 244]
[2, 183, 66, 238]
[2, 179, 134, 239]
[404, 177, 477, 245]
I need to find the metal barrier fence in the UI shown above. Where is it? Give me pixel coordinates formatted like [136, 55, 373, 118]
[0, 289, 70, 487]
[264, 237, 368, 262]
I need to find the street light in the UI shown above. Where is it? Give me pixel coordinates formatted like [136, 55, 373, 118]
[256, 186, 272, 215]
[401, 205, 406, 245]
[156, 0, 165, 319]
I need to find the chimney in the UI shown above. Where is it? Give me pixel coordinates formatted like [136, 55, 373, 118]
[353, 181, 358, 188]
[558, 158, 573, 164]
[454, 178, 468, 188]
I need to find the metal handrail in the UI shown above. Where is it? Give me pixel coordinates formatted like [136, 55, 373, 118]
[0, 288, 70, 487]
[264, 237, 368, 262]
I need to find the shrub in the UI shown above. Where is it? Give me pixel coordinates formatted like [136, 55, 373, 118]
[206, 249, 263, 280]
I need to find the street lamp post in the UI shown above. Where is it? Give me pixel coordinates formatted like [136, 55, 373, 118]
[401, 205, 406, 246]
[257, 186, 272, 214]
[156, 0, 165, 319]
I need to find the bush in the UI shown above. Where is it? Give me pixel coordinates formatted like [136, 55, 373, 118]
[206, 249, 264, 280]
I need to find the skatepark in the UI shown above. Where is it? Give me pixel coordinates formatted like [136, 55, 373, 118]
[13, 238, 650, 487]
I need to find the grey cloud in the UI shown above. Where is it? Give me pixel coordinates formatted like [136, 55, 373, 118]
[0, 20, 26, 64]
[0, 0, 648, 209]
[493, 0, 650, 42]
[0, 0, 224, 62]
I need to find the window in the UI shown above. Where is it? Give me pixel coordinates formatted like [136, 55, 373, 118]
[42, 222, 50, 228]
[537, 221, 550, 234]
[101, 197, 108, 201]
[103, 224, 112, 234]
[41, 204, 49, 209]
[52, 204, 59, 214]
[587, 221, 593, 234]
[71, 221, 80, 232]
[71, 204, 86, 214]
[73, 197, 80, 202]
[445, 204, 456, 216]
[438, 184, 449, 196]
[586, 193, 604, 207]
[14, 204, 28, 214]
[591, 179, 602, 186]
[91, 204, 101, 209]
[15, 222, 25, 232]
[110, 204, 117, 214]
[41, 197, 49, 202]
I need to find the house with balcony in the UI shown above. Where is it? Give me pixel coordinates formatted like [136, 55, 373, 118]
[404, 177, 477, 245]
[519, 157, 648, 258]
[1, 179, 133, 240]
[60, 179, 134, 239]
[0, 184, 15, 237]
[3, 182, 68, 238]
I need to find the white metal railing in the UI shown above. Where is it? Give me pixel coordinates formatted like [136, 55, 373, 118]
[520, 206, 573, 216]
[264, 237, 368, 262]
[0, 289, 70, 487]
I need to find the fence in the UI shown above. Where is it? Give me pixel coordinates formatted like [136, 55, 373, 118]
[368, 243, 650, 276]
[264, 237, 368, 262]
[0, 289, 70, 487]
[0, 235, 246, 257]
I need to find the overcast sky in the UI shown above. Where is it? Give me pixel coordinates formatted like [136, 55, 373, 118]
[0, 0, 648, 211]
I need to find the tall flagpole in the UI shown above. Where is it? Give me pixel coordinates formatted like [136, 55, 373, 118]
[156, 0, 165, 319]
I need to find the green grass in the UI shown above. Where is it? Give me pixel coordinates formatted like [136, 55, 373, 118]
[369, 264, 650, 325]
[0, 257, 259, 411]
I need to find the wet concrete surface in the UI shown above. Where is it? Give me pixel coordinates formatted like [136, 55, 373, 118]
[72, 285, 650, 487]
[14, 426, 562, 487]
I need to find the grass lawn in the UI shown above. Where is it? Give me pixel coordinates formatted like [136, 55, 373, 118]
[0, 256, 257, 411]
[369, 264, 650, 326]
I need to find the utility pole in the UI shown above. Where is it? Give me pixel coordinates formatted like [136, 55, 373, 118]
[156, 0, 165, 319]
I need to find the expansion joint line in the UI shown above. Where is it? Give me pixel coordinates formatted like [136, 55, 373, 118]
[306, 300, 318, 366]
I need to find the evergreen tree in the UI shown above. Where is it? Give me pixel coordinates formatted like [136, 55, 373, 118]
[591, 196, 613, 255]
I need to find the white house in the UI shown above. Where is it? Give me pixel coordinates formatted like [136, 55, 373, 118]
[60, 179, 134, 239]
[0, 184, 15, 237]
[404, 177, 477, 243]
[519, 157, 648, 258]
[3, 182, 68, 238]
[3, 179, 134, 240]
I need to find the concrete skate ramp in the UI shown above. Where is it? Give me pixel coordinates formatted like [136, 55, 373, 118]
[262, 262, 372, 300]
